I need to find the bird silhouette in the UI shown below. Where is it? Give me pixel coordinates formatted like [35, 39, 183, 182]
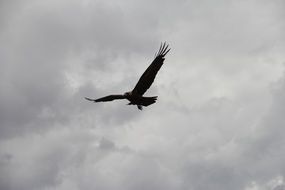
[85, 42, 170, 110]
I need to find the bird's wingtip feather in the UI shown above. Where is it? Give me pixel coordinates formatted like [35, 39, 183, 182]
[157, 42, 170, 57]
[85, 97, 95, 102]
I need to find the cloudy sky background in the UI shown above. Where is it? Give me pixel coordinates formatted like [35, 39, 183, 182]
[1, 0, 285, 189]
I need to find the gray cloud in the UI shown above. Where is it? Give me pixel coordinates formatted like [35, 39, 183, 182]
[1, 0, 285, 190]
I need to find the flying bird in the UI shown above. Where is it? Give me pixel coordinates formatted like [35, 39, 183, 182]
[85, 42, 170, 110]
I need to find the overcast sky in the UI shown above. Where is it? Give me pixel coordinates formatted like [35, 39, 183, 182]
[1, 0, 285, 189]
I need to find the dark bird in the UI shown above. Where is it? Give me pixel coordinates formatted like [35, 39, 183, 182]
[85, 42, 170, 110]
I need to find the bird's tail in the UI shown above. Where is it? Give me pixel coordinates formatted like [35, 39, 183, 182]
[140, 96, 157, 106]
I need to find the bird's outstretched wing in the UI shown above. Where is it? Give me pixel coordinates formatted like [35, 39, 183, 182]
[85, 95, 125, 102]
[132, 42, 170, 95]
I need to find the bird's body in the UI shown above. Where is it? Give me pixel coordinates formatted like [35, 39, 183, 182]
[85, 42, 170, 110]
[124, 91, 157, 110]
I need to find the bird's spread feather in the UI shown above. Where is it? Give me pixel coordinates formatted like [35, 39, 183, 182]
[85, 95, 125, 102]
[132, 42, 170, 95]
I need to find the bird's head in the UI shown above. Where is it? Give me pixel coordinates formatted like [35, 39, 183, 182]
[124, 91, 132, 97]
